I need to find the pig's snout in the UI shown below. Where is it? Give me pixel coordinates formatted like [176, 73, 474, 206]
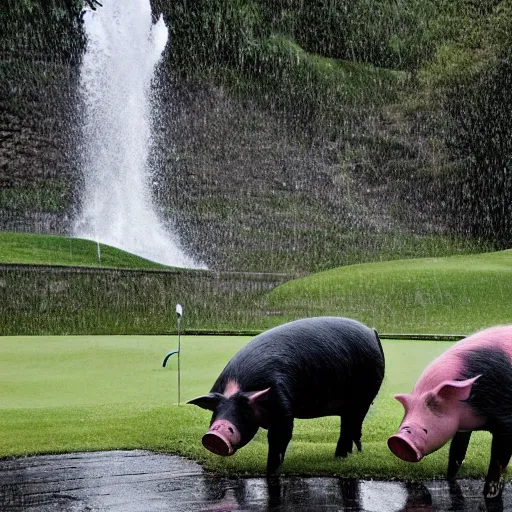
[202, 419, 241, 457]
[388, 424, 426, 463]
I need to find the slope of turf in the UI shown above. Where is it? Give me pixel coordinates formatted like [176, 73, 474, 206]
[263, 249, 512, 334]
[0, 335, 496, 481]
[0, 232, 170, 269]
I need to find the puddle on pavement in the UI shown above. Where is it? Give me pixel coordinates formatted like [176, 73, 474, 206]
[0, 451, 508, 511]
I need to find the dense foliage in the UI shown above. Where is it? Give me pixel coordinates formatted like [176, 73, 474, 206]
[152, 0, 512, 249]
[156, 0, 507, 76]
[0, 0, 85, 59]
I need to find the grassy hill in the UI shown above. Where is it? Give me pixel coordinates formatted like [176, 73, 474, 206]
[0, 232, 170, 270]
[263, 249, 512, 334]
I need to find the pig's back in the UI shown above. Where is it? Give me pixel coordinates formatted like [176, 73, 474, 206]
[415, 325, 512, 398]
[212, 317, 385, 414]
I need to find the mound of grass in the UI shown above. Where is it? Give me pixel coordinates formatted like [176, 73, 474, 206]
[0, 335, 496, 481]
[263, 249, 512, 334]
[0, 232, 170, 269]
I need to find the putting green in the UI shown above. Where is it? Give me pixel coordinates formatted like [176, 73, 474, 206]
[0, 335, 494, 480]
[0, 335, 236, 409]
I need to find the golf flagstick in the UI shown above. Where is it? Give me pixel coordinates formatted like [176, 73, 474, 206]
[176, 304, 182, 405]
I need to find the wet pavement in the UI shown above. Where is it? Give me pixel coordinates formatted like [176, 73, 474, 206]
[0, 451, 509, 511]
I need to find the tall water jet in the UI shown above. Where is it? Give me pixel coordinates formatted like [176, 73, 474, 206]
[74, 0, 202, 268]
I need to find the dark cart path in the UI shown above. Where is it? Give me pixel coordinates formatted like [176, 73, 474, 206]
[0, 451, 509, 511]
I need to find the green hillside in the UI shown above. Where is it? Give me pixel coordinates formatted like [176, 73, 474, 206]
[264, 249, 512, 334]
[0, 232, 169, 270]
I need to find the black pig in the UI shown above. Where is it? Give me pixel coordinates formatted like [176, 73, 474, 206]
[188, 317, 385, 474]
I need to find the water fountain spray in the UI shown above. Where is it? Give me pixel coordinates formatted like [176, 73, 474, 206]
[75, 0, 202, 269]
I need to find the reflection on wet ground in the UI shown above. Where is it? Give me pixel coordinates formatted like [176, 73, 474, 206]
[0, 451, 509, 511]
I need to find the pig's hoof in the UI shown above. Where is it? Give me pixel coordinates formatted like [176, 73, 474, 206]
[334, 446, 352, 457]
[484, 477, 504, 499]
[335, 438, 354, 457]
[335, 445, 352, 457]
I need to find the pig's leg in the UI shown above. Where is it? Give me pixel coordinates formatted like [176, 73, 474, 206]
[447, 431, 472, 479]
[336, 405, 368, 457]
[336, 416, 356, 456]
[483, 433, 512, 499]
[266, 416, 294, 475]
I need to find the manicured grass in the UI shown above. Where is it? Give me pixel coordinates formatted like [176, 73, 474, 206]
[264, 249, 512, 334]
[0, 232, 169, 269]
[0, 335, 495, 480]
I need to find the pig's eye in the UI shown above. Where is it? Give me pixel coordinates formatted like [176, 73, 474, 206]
[228, 427, 234, 434]
[422, 428, 428, 434]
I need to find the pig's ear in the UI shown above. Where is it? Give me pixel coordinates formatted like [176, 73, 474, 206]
[434, 375, 481, 402]
[394, 393, 412, 410]
[245, 388, 271, 425]
[187, 393, 223, 411]
[246, 388, 271, 404]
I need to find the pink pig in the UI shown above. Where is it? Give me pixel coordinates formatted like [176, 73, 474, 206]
[388, 325, 512, 499]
